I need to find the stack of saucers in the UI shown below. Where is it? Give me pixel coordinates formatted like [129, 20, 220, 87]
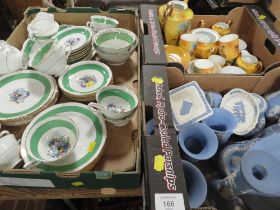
[53, 26, 93, 64]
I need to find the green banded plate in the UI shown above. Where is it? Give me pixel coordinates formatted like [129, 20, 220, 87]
[58, 61, 112, 96]
[0, 70, 57, 124]
[21, 102, 107, 172]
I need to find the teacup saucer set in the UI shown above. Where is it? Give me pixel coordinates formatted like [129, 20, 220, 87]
[147, 79, 280, 208]
[0, 12, 139, 172]
[159, 1, 262, 75]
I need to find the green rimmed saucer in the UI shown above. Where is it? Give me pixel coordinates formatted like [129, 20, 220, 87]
[58, 61, 112, 101]
[21, 102, 107, 172]
[0, 70, 58, 126]
[53, 26, 92, 52]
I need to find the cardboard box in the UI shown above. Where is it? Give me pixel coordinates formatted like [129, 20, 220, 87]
[1, 7, 142, 190]
[216, 0, 258, 7]
[140, 4, 280, 71]
[139, 4, 280, 210]
[141, 65, 190, 210]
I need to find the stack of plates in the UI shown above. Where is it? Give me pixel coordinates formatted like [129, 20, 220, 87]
[0, 70, 59, 126]
[20, 102, 107, 172]
[53, 26, 93, 64]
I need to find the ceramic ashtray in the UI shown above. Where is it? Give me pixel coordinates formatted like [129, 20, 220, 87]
[58, 61, 113, 101]
[169, 81, 213, 131]
[220, 88, 259, 135]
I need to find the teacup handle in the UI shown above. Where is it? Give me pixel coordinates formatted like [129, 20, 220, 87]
[64, 44, 72, 58]
[256, 61, 263, 73]
[88, 102, 102, 114]
[227, 20, 233, 27]
[86, 21, 92, 28]
[219, 45, 225, 57]
[199, 19, 206, 28]
[0, 130, 10, 138]
[23, 159, 41, 169]
[55, 65, 70, 77]
[162, 2, 174, 27]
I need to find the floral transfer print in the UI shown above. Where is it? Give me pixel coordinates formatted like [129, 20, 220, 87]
[107, 103, 126, 113]
[77, 74, 97, 88]
[47, 136, 70, 159]
[66, 37, 81, 46]
[9, 88, 30, 104]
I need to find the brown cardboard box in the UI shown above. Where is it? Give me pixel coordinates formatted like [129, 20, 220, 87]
[1, 7, 142, 190]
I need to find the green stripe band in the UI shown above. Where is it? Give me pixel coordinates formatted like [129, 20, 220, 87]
[98, 89, 136, 108]
[30, 119, 77, 160]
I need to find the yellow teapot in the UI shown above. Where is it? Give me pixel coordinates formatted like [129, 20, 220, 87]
[158, 0, 194, 45]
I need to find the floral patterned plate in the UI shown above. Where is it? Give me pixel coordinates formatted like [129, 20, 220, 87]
[0, 70, 57, 126]
[53, 26, 92, 52]
[21, 102, 107, 172]
[58, 61, 112, 101]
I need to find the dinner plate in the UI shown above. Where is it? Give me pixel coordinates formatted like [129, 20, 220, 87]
[58, 61, 112, 98]
[220, 89, 259, 135]
[169, 81, 213, 131]
[53, 26, 92, 52]
[0, 70, 57, 125]
[21, 102, 107, 172]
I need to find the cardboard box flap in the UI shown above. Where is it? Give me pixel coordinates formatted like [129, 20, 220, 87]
[139, 5, 167, 65]
[268, 0, 280, 22]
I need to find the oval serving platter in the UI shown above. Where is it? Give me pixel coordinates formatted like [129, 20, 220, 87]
[21, 102, 107, 172]
[58, 61, 112, 99]
[0, 70, 57, 126]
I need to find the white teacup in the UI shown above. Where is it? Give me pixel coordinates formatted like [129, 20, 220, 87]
[0, 41, 27, 74]
[34, 12, 54, 22]
[88, 85, 138, 125]
[27, 12, 59, 40]
[29, 40, 71, 77]
[208, 55, 226, 67]
[86, 15, 119, 33]
[23, 115, 79, 169]
[0, 130, 21, 170]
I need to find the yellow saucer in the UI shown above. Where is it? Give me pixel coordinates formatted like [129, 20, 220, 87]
[164, 45, 191, 71]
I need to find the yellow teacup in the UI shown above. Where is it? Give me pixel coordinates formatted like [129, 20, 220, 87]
[212, 21, 232, 36]
[219, 34, 239, 62]
[236, 52, 263, 74]
[193, 59, 215, 74]
[179, 34, 198, 54]
[194, 41, 216, 59]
